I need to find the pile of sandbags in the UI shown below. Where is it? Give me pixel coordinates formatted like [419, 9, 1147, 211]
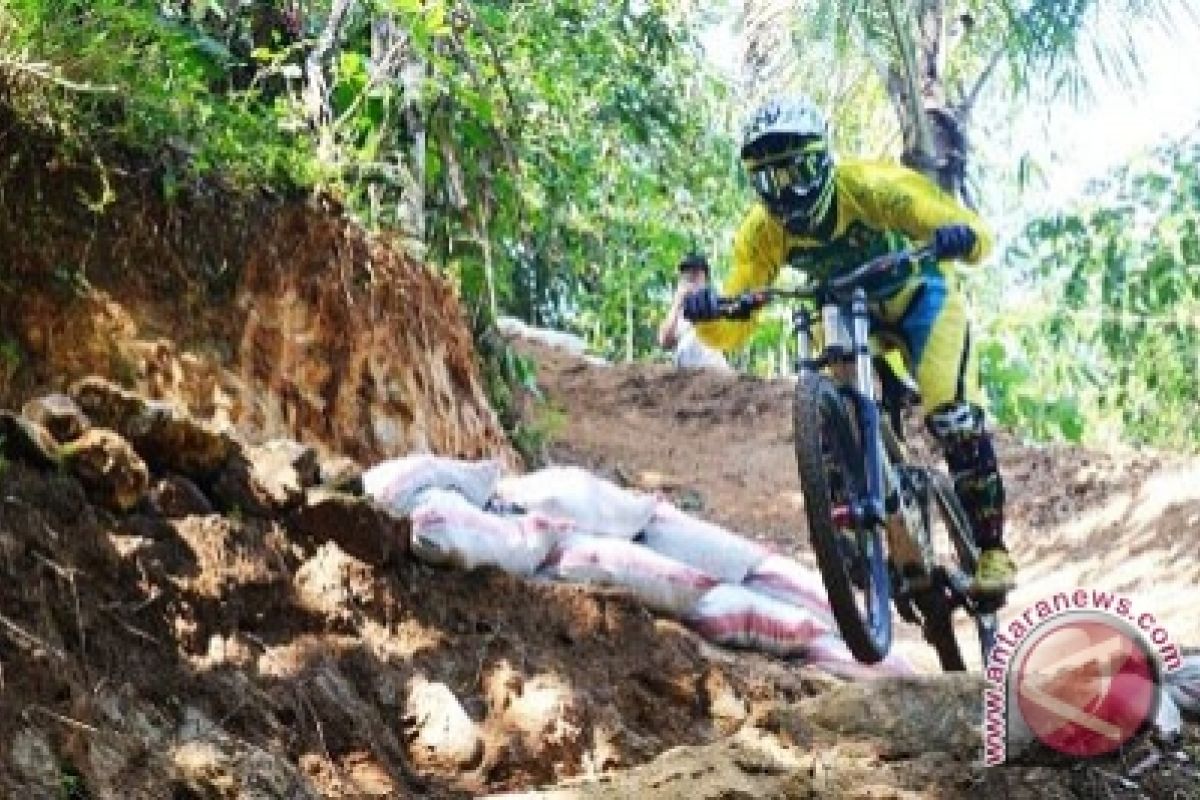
[496, 317, 608, 365]
[364, 453, 915, 678]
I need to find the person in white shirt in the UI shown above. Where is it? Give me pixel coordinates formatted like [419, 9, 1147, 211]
[658, 253, 732, 372]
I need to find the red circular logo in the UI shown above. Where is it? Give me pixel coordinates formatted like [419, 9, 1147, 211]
[1013, 613, 1160, 757]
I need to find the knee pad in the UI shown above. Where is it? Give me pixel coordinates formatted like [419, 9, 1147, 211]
[926, 402, 984, 443]
[926, 403, 988, 470]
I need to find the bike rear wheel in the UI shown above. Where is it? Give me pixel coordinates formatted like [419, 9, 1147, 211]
[927, 470, 998, 667]
[793, 372, 892, 664]
[912, 573, 967, 672]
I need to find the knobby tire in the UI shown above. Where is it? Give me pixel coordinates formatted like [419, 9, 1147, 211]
[793, 372, 891, 664]
[928, 470, 997, 665]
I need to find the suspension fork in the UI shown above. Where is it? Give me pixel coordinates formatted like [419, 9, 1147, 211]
[850, 288, 887, 525]
[794, 294, 888, 525]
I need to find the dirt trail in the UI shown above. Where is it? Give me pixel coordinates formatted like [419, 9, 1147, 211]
[0, 344, 1196, 799]
[518, 338, 1200, 670]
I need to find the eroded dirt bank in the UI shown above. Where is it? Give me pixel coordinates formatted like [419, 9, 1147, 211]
[0, 106, 512, 468]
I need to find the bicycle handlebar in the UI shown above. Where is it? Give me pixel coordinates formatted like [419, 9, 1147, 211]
[711, 245, 934, 319]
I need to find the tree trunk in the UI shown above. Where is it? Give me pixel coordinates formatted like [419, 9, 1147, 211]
[369, 12, 426, 244]
[304, 0, 356, 164]
[884, 0, 973, 206]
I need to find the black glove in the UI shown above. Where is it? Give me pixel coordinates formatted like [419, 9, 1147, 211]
[682, 287, 721, 322]
[932, 224, 977, 261]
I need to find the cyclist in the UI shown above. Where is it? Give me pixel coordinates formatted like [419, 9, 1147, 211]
[683, 95, 1016, 598]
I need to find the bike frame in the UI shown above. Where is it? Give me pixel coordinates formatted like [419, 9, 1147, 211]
[792, 284, 996, 627]
[703, 246, 998, 667]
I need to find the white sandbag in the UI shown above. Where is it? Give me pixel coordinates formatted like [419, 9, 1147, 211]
[639, 500, 771, 583]
[686, 584, 832, 657]
[1165, 654, 1200, 718]
[495, 467, 656, 539]
[409, 489, 571, 575]
[742, 554, 834, 625]
[496, 316, 528, 337]
[363, 455, 502, 516]
[497, 316, 588, 356]
[805, 632, 918, 679]
[539, 534, 719, 617]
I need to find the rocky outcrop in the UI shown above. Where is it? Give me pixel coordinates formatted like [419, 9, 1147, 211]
[60, 428, 149, 512]
[0, 115, 515, 468]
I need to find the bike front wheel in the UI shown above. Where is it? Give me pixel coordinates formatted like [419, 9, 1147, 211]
[793, 372, 892, 664]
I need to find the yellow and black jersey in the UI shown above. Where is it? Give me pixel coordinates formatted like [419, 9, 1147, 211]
[695, 159, 993, 353]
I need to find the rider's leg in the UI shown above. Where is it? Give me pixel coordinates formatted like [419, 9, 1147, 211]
[925, 403, 1005, 551]
[876, 271, 1015, 592]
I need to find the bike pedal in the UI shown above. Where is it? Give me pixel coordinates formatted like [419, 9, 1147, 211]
[969, 589, 1008, 614]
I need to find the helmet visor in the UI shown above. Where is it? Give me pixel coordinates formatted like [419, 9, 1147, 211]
[749, 148, 827, 203]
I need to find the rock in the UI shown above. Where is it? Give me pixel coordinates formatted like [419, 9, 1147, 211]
[70, 375, 147, 429]
[484, 662, 585, 777]
[0, 411, 60, 468]
[127, 401, 236, 478]
[117, 513, 178, 541]
[294, 541, 377, 623]
[8, 727, 60, 795]
[795, 674, 983, 758]
[319, 454, 364, 494]
[148, 473, 214, 518]
[288, 487, 408, 565]
[20, 392, 90, 443]
[174, 707, 319, 799]
[69, 377, 235, 478]
[250, 438, 321, 488]
[403, 677, 483, 773]
[699, 667, 748, 735]
[206, 437, 323, 517]
[61, 428, 150, 512]
[208, 455, 296, 518]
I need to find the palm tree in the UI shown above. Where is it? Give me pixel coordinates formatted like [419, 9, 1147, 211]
[738, 0, 1189, 207]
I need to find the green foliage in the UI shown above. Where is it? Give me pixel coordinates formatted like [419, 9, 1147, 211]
[0, 335, 21, 387]
[0, 0, 316, 186]
[58, 762, 89, 799]
[51, 262, 91, 299]
[0, 334, 20, 363]
[474, 326, 564, 465]
[983, 130, 1200, 450]
[511, 402, 567, 468]
[423, 2, 744, 359]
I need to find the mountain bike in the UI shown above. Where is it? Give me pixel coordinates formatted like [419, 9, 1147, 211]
[706, 247, 997, 671]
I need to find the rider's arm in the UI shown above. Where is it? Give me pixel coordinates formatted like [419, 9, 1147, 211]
[693, 205, 787, 352]
[658, 286, 686, 349]
[839, 160, 993, 264]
